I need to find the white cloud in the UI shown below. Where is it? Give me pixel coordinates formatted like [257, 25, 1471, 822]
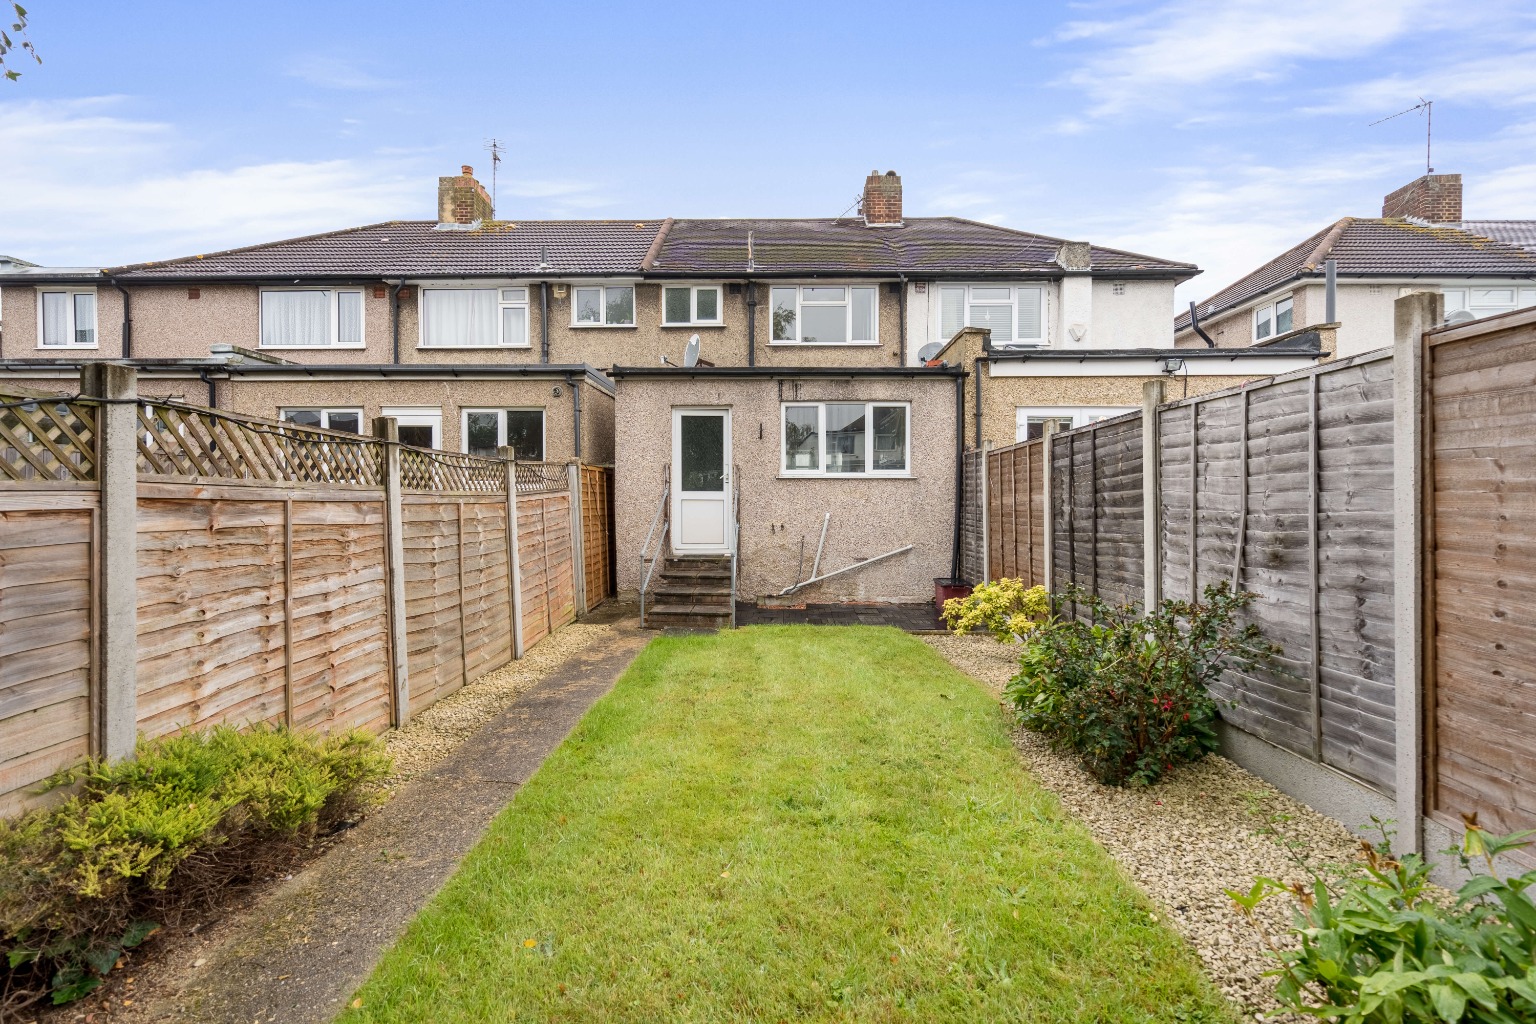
[1301, 45, 1536, 115]
[1056, 0, 1431, 118]
[284, 55, 397, 91]
[0, 98, 427, 265]
[1473, 163, 1536, 218]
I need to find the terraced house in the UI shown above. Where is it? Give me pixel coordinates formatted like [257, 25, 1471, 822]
[0, 167, 1320, 617]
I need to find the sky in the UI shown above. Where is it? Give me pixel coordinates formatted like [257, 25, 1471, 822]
[3, 0, 1536, 310]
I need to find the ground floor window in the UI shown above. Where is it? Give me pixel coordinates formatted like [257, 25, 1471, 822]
[280, 407, 363, 434]
[1015, 405, 1136, 442]
[782, 402, 908, 476]
[463, 408, 544, 460]
[382, 407, 442, 448]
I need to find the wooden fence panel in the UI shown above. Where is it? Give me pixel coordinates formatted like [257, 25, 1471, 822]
[461, 498, 513, 684]
[1427, 315, 1536, 836]
[518, 492, 575, 649]
[402, 495, 467, 719]
[1093, 416, 1143, 609]
[580, 465, 614, 605]
[959, 449, 984, 583]
[0, 495, 96, 816]
[984, 441, 1045, 585]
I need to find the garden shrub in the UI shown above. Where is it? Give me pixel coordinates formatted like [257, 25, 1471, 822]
[1, 725, 389, 1011]
[942, 578, 1050, 642]
[1230, 817, 1536, 1023]
[1005, 582, 1276, 786]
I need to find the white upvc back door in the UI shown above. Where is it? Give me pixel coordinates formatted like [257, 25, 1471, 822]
[671, 408, 731, 554]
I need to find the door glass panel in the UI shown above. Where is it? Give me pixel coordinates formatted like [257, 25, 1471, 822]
[327, 412, 361, 435]
[506, 410, 544, 461]
[397, 424, 434, 448]
[680, 414, 724, 491]
[825, 404, 866, 474]
[784, 406, 819, 471]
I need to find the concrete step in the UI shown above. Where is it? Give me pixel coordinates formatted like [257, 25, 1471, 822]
[651, 584, 733, 606]
[663, 557, 732, 577]
[643, 602, 733, 630]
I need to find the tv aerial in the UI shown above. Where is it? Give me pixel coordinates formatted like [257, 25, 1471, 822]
[1369, 98, 1433, 174]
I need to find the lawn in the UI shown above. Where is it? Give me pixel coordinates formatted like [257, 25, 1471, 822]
[338, 626, 1233, 1023]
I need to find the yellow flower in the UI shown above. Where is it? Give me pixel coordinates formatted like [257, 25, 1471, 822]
[524, 938, 538, 948]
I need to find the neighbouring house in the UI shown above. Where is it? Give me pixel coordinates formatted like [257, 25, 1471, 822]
[1174, 173, 1536, 359]
[2, 165, 1297, 612]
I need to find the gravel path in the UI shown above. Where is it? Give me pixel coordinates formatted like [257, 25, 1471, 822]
[923, 634, 1363, 1022]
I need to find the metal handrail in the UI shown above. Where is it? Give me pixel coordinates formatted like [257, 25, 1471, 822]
[638, 465, 670, 628]
[729, 465, 741, 628]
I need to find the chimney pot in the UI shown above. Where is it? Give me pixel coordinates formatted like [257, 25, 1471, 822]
[862, 170, 903, 227]
[462, 164, 474, 176]
[1382, 172, 1462, 222]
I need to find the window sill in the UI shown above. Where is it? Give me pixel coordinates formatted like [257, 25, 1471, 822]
[36, 345, 100, 351]
[776, 473, 915, 480]
[418, 345, 534, 351]
[259, 344, 368, 351]
[766, 341, 881, 347]
[660, 323, 727, 329]
[569, 323, 637, 330]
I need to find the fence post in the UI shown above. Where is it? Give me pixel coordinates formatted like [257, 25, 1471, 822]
[1392, 291, 1441, 855]
[374, 417, 411, 728]
[81, 363, 138, 762]
[568, 461, 587, 615]
[1041, 421, 1057, 591]
[979, 441, 991, 583]
[1141, 379, 1163, 613]
[501, 448, 525, 659]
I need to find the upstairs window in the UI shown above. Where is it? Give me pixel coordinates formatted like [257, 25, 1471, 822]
[420, 287, 528, 347]
[573, 285, 635, 326]
[662, 285, 722, 326]
[1253, 295, 1293, 340]
[39, 289, 97, 348]
[770, 286, 878, 344]
[782, 402, 909, 476]
[937, 285, 1044, 345]
[260, 289, 364, 348]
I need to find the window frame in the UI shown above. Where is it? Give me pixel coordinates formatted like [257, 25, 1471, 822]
[380, 406, 443, 449]
[36, 287, 99, 350]
[416, 282, 531, 349]
[258, 287, 366, 350]
[1252, 294, 1294, 341]
[569, 283, 637, 328]
[1014, 405, 1137, 442]
[768, 284, 880, 346]
[278, 407, 366, 434]
[461, 407, 546, 461]
[661, 283, 724, 327]
[779, 401, 911, 478]
[935, 283, 1047, 347]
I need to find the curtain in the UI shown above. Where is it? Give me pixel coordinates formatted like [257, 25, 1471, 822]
[851, 287, 876, 342]
[261, 291, 330, 347]
[423, 289, 496, 346]
[337, 291, 362, 344]
[40, 292, 68, 347]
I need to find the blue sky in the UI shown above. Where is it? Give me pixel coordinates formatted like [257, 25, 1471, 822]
[4, 0, 1535, 308]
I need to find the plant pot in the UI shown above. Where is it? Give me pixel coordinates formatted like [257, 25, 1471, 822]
[934, 578, 971, 617]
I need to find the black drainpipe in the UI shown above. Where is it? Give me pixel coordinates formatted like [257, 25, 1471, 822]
[897, 275, 907, 364]
[566, 374, 582, 460]
[973, 356, 985, 448]
[540, 282, 551, 363]
[745, 280, 756, 366]
[197, 368, 217, 408]
[387, 281, 402, 363]
[951, 370, 965, 580]
[109, 276, 133, 358]
[1188, 301, 1217, 348]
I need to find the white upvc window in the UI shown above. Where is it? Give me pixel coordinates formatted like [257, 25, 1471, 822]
[259, 288, 364, 348]
[1253, 295, 1293, 340]
[571, 284, 635, 327]
[38, 288, 98, 349]
[662, 284, 722, 326]
[1440, 285, 1536, 321]
[781, 402, 909, 476]
[936, 284, 1045, 346]
[1014, 406, 1136, 442]
[463, 408, 545, 461]
[279, 408, 365, 435]
[770, 285, 879, 344]
[381, 407, 442, 449]
[419, 286, 529, 348]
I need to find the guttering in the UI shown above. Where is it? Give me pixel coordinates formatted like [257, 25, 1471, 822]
[107, 275, 133, 358]
[609, 365, 965, 379]
[951, 371, 965, 580]
[982, 345, 1323, 361]
[213, 361, 617, 394]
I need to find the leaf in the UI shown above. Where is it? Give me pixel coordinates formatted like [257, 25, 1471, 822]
[7, 946, 39, 968]
[1428, 982, 1466, 1022]
[1451, 971, 1498, 1009]
[121, 919, 160, 948]
[84, 943, 122, 976]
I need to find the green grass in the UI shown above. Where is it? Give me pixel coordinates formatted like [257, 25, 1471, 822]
[339, 626, 1233, 1023]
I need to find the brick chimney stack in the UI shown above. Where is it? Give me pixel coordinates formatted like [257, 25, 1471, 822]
[861, 170, 902, 226]
[438, 164, 494, 225]
[1382, 173, 1462, 223]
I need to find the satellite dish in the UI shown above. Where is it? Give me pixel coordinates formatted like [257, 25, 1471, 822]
[1444, 309, 1476, 325]
[683, 334, 702, 367]
[916, 342, 943, 363]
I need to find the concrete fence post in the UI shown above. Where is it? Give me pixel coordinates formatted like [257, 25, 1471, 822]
[1141, 379, 1164, 613]
[1392, 291, 1442, 855]
[374, 417, 411, 727]
[568, 461, 587, 616]
[500, 448, 525, 659]
[81, 363, 138, 762]
[1041, 421, 1058, 592]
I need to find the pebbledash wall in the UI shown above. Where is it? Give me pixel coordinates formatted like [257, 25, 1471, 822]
[613, 370, 962, 603]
